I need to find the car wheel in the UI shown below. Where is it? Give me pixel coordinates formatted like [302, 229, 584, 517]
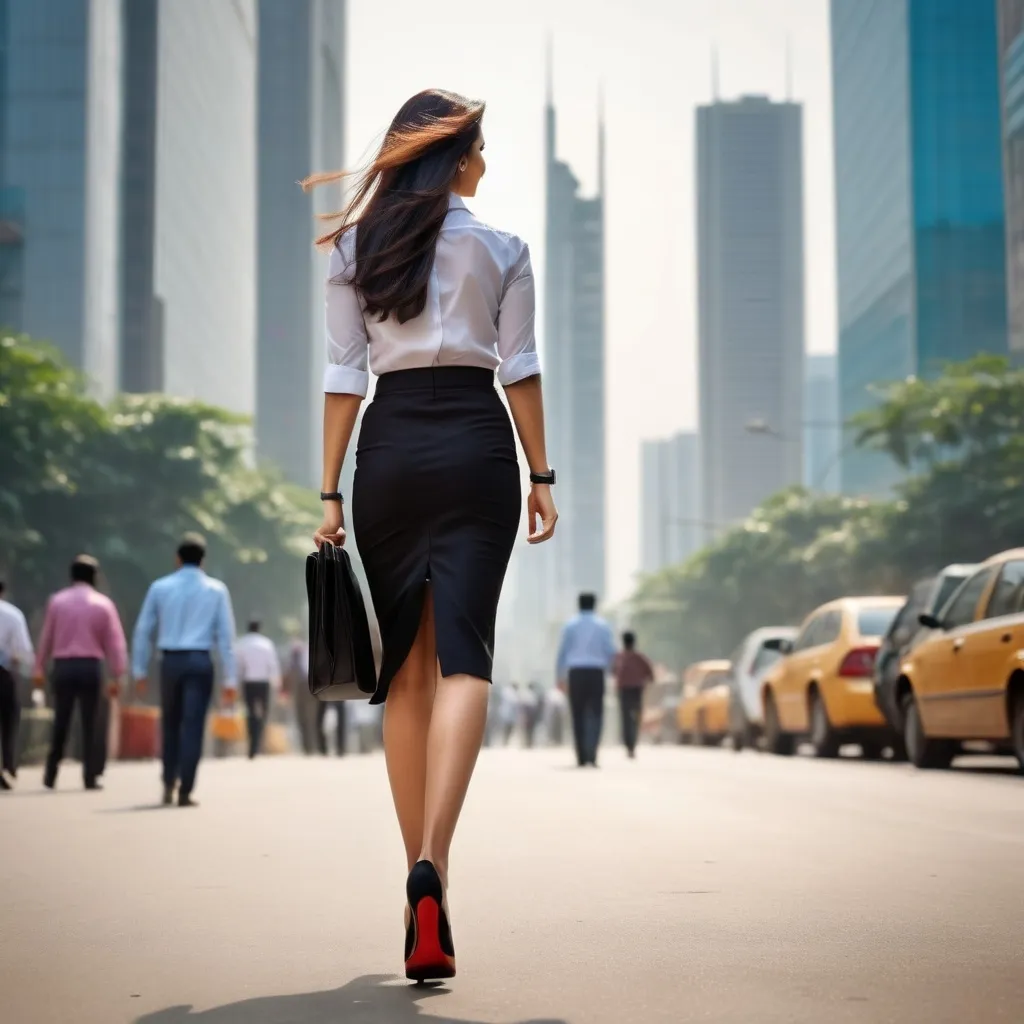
[732, 728, 746, 752]
[694, 713, 706, 747]
[1010, 693, 1024, 773]
[763, 693, 794, 756]
[809, 691, 840, 758]
[902, 692, 954, 770]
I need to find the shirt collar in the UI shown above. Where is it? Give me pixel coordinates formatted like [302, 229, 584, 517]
[448, 192, 469, 213]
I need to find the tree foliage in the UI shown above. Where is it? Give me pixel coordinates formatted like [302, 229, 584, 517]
[632, 355, 1024, 670]
[0, 334, 319, 638]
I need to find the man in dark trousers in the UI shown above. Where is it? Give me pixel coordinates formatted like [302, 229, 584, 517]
[556, 593, 617, 767]
[0, 580, 35, 789]
[613, 632, 655, 759]
[132, 533, 237, 807]
[235, 619, 282, 759]
[33, 556, 127, 791]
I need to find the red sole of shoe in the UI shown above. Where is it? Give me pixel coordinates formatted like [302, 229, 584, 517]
[405, 896, 456, 982]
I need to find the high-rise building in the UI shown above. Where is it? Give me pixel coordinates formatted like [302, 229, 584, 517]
[120, 0, 258, 415]
[507, 64, 607, 682]
[640, 432, 702, 575]
[696, 96, 804, 534]
[0, 0, 124, 395]
[256, 0, 345, 483]
[804, 354, 840, 492]
[544, 76, 607, 607]
[999, 0, 1024, 358]
[832, 0, 1009, 494]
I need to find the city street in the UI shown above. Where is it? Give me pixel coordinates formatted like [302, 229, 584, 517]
[2, 746, 1023, 1024]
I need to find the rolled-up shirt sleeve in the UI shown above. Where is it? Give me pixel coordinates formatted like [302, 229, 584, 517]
[496, 241, 541, 387]
[323, 236, 370, 397]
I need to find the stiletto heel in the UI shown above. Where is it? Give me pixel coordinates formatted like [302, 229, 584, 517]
[405, 860, 456, 982]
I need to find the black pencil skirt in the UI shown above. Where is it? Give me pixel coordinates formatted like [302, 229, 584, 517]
[352, 366, 521, 704]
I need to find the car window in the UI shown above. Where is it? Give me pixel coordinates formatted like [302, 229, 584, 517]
[857, 606, 899, 638]
[886, 601, 917, 646]
[931, 572, 970, 614]
[793, 614, 824, 652]
[943, 567, 997, 629]
[817, 610, 843, 645]
[983, 560, 1024, 620]
[701, 670, 730, 691]
[751, 644, 784, 676]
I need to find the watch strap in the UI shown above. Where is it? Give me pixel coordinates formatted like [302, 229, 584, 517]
[320, 491, 344, 502]
[529, 469, 556, 485]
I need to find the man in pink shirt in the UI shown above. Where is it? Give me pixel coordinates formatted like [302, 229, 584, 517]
[33, 555, 127, 791]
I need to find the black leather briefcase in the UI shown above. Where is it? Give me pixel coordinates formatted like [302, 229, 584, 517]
[305, 542, 377, 701]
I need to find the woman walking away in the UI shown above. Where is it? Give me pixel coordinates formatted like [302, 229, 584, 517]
[306, 89, 557, 983]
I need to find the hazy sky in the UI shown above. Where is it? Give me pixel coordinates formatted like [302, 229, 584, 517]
[346, 0, 835, 602]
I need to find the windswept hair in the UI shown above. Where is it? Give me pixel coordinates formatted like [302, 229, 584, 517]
[302, 89, 484, 324]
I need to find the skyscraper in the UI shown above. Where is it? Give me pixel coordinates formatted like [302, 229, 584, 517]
[506, 61, 607, 682]
[120, 0, 258, 415]
[696, 95, 804, 533]
[0, 0, 124, 395]
[543, 66, 607, 605]
[257, 0, 346, 483]
[832, 0, 1009, 494]
[640, 432, 701, 575]
[998, 0, 1024, 358]
[804, 354, 840, 492]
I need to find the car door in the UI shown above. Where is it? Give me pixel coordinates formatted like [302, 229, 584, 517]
[956, 559, 1024, 739]
[916, 566, 998, 736]
[776, 613, 827, 731]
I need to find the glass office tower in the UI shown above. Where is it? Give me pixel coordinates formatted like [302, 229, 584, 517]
[832, 0, 1008, 495]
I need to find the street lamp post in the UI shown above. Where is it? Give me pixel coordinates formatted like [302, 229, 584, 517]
[743, 418, 847, 492]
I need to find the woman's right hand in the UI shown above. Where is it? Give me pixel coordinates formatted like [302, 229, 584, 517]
[527, 484, 558, 544]
[314, 501, 346, 548]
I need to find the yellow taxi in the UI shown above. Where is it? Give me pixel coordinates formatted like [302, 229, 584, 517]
[676, 660, 732, 746]
[760, 596, 905, 758]
[898, 549, 1024, 771]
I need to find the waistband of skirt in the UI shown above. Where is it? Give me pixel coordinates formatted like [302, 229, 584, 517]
[374, 366, 495, 394]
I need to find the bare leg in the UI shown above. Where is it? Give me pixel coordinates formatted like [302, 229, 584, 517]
[418, 669, 490, 889]
[383, 590, 437, 873]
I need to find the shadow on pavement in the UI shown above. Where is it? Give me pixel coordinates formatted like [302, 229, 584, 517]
[134, 974, 570, 1024]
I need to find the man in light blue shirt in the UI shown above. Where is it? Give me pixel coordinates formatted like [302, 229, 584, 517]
[133, 533, 237, 807]
[556, 593, 617, 767]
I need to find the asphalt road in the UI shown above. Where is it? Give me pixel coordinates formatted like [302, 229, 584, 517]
[2, 744, 1022, 1024]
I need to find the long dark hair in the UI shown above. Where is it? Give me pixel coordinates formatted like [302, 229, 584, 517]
[303, 89, 484, 324]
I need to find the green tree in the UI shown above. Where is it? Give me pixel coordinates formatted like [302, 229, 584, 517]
[0, 333, 319, 639]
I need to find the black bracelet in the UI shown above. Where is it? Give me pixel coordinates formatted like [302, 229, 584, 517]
[320, 491, 344, 503]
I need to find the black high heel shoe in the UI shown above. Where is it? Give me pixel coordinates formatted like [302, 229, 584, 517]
[404, 860, 456, 982]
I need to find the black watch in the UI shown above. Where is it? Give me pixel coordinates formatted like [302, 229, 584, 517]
[320, 491, 344, 503]
[529, 469, 556, 485]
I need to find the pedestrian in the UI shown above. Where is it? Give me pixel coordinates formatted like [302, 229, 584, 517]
[556, 593, 617, 768]
[285, 635, 319, 755]
[317, 700, 347, 756]
[307, 87, 557, 982]
[499, 684, 519, 746]
[544, 684, 568, 746]
[235, 619, 282, 759]
[521, 682, 542, 749]
[33, 555, 127, 791]
[613, 631, 655, 759]
[0, 580, 34, 790]
[131, 533, 237, 807]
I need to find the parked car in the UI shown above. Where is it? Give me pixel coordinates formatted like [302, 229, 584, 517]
[898, 549, 1024, 771]
[676, 660, 732, 746]
[640, 677, 684, 744]
[760, 597, 904, 758]
[727, 627, 798, 750]
[873, 565, 977, 735]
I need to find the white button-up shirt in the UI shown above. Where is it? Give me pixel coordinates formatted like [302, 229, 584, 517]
[234, 632, 282, 690]
[323, 193, 541, 396]
[0, 598, 34, 672]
